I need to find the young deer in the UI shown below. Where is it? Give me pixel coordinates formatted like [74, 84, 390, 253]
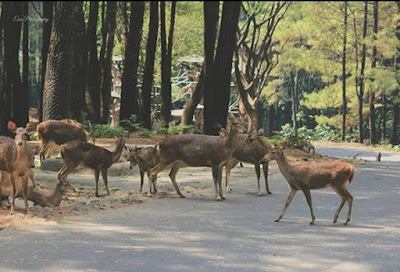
[225, 129, 273, 195]
[58, 137, 126, 197]
[0, 121, 34, 214]
[148, 118, 241, 200]
[128, 146, 159, 193]
[37, 120, 89, 161]
[264, 145, 355, 225]
[28, 179, 75, 208]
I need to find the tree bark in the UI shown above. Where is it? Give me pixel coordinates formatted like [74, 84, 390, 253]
[160, 1, 176, 127]
[40, 1, 53, 122]
[120, 1, 144, 123]
[182, 68, 204, 126]
[203, 1, 219, 135]
[18, 1, 29, 126]
[390, 2, 400, 145]
[369, 1, 378, 144]
[0, 2, 4, 133]
[358, 1, 368, 143]
[42, 2, 76, 120]
[141, 1, 159, 129]
[341, 1, 348, 141]
[291, 69, 299, 137]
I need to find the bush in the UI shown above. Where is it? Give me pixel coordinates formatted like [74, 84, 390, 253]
[281, 123, 314, 150]
[167, 124, 202, 135]
[138, 128, 152, 138]
[314, 124, 340, 142]
[93, 124, 126, 138]
[120, 114, 142, 132]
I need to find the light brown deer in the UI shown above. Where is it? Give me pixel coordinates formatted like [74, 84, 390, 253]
[37, 120, 89, 161]
[28, 179, 75, 208]
[264, 145, 355, 225]
[0, 121, 34, 214]
[57, 137, 126, 197]
[128, 146, 159, 193]
[225, 129, 272, 195]
[148, 118, 241, 200]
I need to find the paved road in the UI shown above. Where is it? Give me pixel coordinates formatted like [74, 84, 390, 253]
[1, 147, 400, 272]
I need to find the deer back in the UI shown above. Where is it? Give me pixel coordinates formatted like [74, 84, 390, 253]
[37, 120, 87, 145]
[233, 130, 272, 163]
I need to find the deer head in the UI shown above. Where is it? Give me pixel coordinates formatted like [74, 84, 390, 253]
[8, 121, 35, 147]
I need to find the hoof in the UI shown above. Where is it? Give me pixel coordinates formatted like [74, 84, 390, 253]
[309, 222, 314, 225]
[267, 191, 272, 195]
[179, 194, 186, 198]
[275, 219, 280, 222]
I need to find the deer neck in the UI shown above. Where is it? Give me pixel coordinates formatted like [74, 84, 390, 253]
[225, 127, 239, 154]
[16, 144, 30, 169]
[111, 142, 124, 164]
[275, 152, 295, 181]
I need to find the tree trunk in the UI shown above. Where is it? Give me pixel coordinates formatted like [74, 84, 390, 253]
[369, 1, 378, 144]
[214, 1, 241, 130]
[382, 93, 386, 140]
[291, 69, 299, 137]
[70, 1, 86, 121]
[0, 2, 3, 133]
[203, 1, 219, 135]
[358, 1, 368, 143]
[160, 1, 176, 127]
[182, 68, 204, 126]
[99, 1, 117, 124]
[40, 1, 53, 122]
[18, 1, 29, 126]
[120, 1, 144, 123]
[42, 2, 77, 120]
[341, 1, 348, 142]
[141, 1, 159, 129]
[390, 2, 400, 145]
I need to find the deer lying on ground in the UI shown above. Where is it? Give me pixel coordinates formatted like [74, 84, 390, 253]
[28, 179, 75, 208]
[37, 120, 92, 161]
[0, 121, 34, 214]
[128, 146, 159, 193]
[224, 129, 273, 195]
[148, 118, 241, 200]
[263, 145, 355, 225]
[57, 137, 126, 197]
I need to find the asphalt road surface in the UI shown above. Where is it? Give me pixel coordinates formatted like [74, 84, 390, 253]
[1, 146, 400, 272]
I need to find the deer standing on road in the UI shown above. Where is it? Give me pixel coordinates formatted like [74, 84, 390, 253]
[264, 145, 355, 225]
[57, 137, 126, 197]
[128, 146, 159, 193]
[0, 121, 34, 214]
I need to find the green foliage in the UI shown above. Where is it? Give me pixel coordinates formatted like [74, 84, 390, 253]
[266, 135, 285, 145]
[281, 123, 314, 150]
[167, 124, 202, 135]
[93, 125, 126, 138]
[119, 115, 142, 132]
[156, 127, 168, 135]
[138, 128, 152, 138]
[314, 124, 340, 142]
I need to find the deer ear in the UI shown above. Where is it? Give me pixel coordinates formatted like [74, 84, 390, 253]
[279, 143, 285, 150]
[7, 121, 17, 132]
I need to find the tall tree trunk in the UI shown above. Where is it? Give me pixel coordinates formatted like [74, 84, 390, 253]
[141, 1, 159, 129]
[214, 1, 241, 130]
[160, 1, 176, 127]
[203, 1, 219, 135]
[390, 2, 400, 145]
[85, 1, 100, 123]
[18, 1, 29, 126]
[182, 67, 204, 125]
[40, 1, 53, 122]
[358, 1, 368, 143]
[382, 93, 386, 140]
[43, 2, 77, 120]
[120, 1, 144, 123]
[99, 1, 117, 124]
[341, 1, 348, 142]
[369, 1, 378, 144]
[291, 69, 299, 137]
[2, 2, 23, 132]
[0, 2, 3, 133]
[70, 1, 86, 121]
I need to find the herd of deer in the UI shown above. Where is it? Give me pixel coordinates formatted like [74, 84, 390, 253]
[0, 116, 355, 225]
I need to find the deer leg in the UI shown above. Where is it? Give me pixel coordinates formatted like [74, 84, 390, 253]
[276, 186, 297, 222]
[147, 171, 158, 193]
[140, 170, 145, 193]
[332, 186, 353, 225]
[169, 163, 185, 198]
[226, 159, 239, 193]
[302, 188, 316, 225]
[39, 141, 48, 161]
[262, 162, 271, 194]
[94, 169, 100, 197]
[101, 168, 110, 196]
[255, 163, 262, 196]
[9, 173, 16, 215]
[344, 190, 353, 225]
[148, 162, 171, 197]
[0, 173, 4, 210]
[22, 175, 29, 214]
[217, 167, 225, 200]
[58, 162, 79, 181]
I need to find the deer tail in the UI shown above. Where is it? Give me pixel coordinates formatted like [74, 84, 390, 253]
[348, 164, 355, 184]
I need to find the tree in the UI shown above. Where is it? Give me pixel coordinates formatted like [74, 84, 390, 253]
[42, 2, 77, 120]
[369, 1, 378, 144]
[120, 1, 145, 123]
[19, 1, 29, 126]
[341, 1, 348, 141]
[160, 1, 176, 127]
[141, 1, 159, 129]
[390, 2, 400, 145]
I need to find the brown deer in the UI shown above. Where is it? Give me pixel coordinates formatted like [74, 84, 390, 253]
[148, 118, 241, 200]
[0, 121, 34, 214]
[28, 179, 75, 208]
[37, 120, 90, 161]
[57, 137, 126, 197]
[128, 146, 159, 193]
[225, 129, 273, 195]
[264, 145, 355, 225]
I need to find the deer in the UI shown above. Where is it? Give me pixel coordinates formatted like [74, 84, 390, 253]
[263, 145, 355, 225]
[148, 117, 241, 200]
[57, 137, 126, 197]
[0, 121, 35, 214]
[128, 146, 159, 193]
[28, 179, 76, 208]
[37, 119, 91, 161]
[224, 129, 273, 195]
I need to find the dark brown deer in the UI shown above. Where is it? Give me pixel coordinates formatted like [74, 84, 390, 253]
[0, 121, 34, 214]
[128, 146, 159, 193]
[58, 137, 126, 197]
[28, 179, 75, 208]
[148, 118, 241, 200]
[264, 145, 355, 225]
[37, 120, 89, 161]
[225, 129, 273, 195]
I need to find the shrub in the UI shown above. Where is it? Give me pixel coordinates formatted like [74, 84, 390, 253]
[138, 128, 152, 138]
[93, 124, 126, 138]
[119, 114, 142, 132]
